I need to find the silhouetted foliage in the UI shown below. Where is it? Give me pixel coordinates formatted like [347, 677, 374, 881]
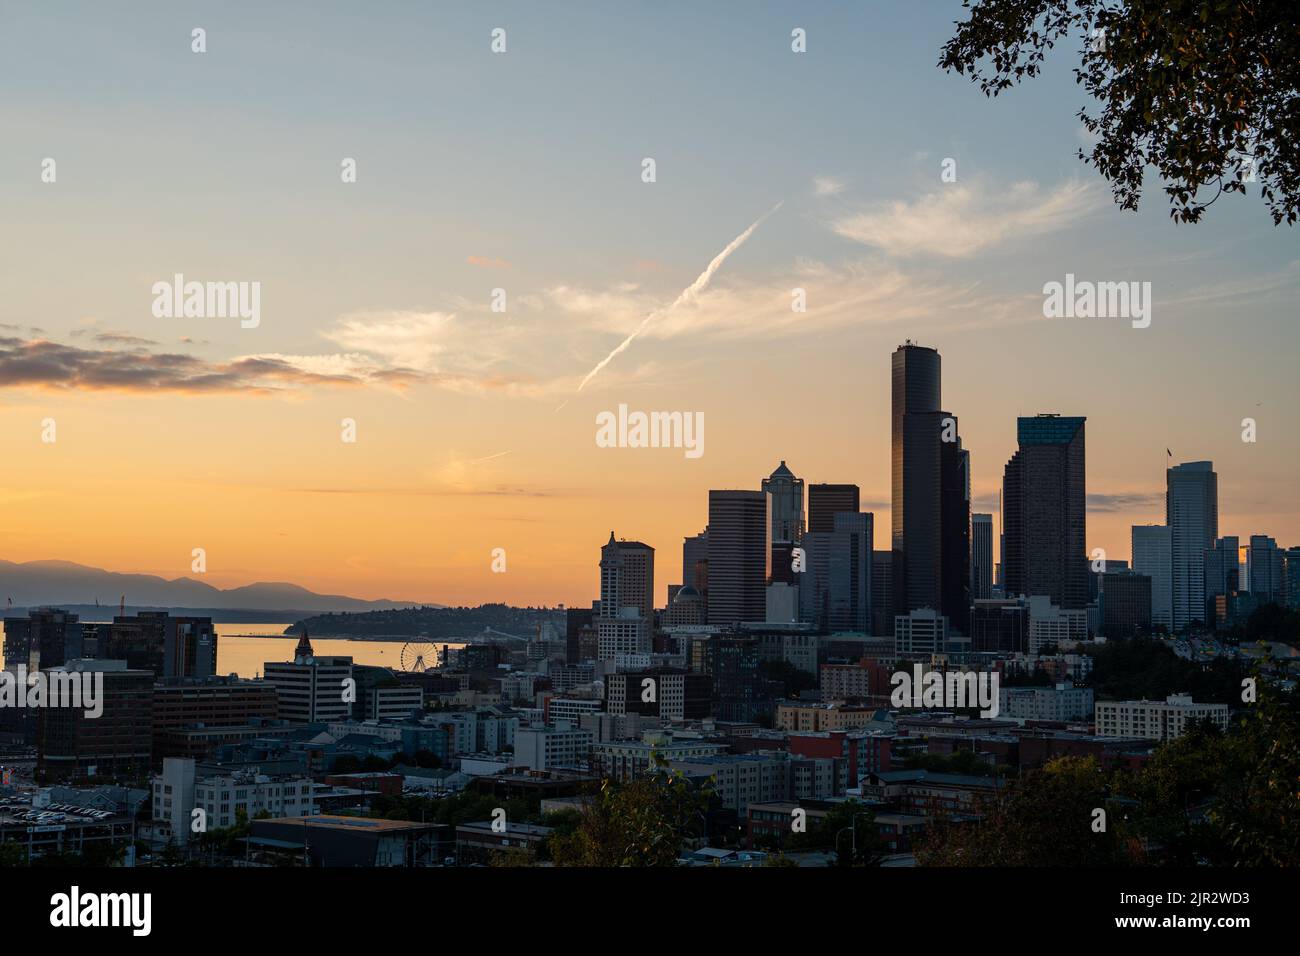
[940, 0, 1300, 224]
[1084, 637, 1244, 703]
[548, 762, 711, 867]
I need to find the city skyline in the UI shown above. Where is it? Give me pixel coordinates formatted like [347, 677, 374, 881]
[2, 2, 1296, 608]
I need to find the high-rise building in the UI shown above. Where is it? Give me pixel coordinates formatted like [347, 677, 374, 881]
[1285, 547, 1300, 610]
[564, 605, 594, 664]
[940, 431, 971, 634]
[1203, 536, 1240, 626]
[762, 462, 804, 587]
[1132, 525, 1173, 631]
[870, 550, 894, 637]
[35, 660, 154, 784]
[101, 611, 217, 679]
[599, 533, 655, 618]
[891, 342, 969, 632]
[971, 514, 994, 601]
[892, 343, 942, 617]
[1247, 535, 1284, 603]
[1167, 461, 1218, 631]
[2, 608, 84, 671]
[596, 611, 652, 660]
[1002, 415, 1087, 610]
[1098, 571, 1152, 639]
[799, 513, 873, 632]
[970, 598, 1029, 653]
[807, 484, 860, 534]
[682, 528, 709, 610]
[263, 632, 353, 723]
[706, 491, 770, 624]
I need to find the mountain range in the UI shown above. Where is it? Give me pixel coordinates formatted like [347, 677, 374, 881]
[0, 559, 418, 615]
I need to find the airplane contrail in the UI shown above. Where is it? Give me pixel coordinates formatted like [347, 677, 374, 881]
[573, 202, 782, 395]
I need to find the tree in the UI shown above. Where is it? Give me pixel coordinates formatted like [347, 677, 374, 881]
[940, 0, 1300, 224]
[787, 800, 885, 866]
[915, 757, 1142, 865]
[548, 767, 711, 867]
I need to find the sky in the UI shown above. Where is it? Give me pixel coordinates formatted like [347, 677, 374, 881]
[1, 1, 1296, 608]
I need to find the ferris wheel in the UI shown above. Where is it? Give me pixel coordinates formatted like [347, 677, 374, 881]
[400, 640, 438, 672]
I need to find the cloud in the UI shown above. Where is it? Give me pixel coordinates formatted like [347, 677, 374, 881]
[466, 255, 511, 269]
[0, 338, 412, 394]
[1087, 491, 1164, 512]
[829, 179, 1096, 257]
[813, 176, 846, 197]
[574, 202, 783, 393]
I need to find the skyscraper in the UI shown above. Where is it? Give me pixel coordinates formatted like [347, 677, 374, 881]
[762, 462, 804, 585]
[799, 512, 873, 632]
[1132, 525, 1173, 632]
[1247, 535, 1283, 602]
[1167, 461, 1218, 631]
[891, 342, 969, 631]
[1203, 535, 1240, 626]
[940, 430, 971, 634]
[892, 343, 942, 619]
[682, 528, 709, 611]
[807, 484, 860, 534]
[971, 514, 994, 601]
[598, 534, 655, 618]
[1002, 414, 1087, 610]
[706, 490, 770, 624]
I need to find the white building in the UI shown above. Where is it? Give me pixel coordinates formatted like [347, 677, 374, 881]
[364, 685, 423, 720]
[1094, 693, 1229, 742]
[1132, 524, 1173, 631]
[152, 759, 315, 835]
[153, 757, 196, 845]
[1027, 595, 1088, 653]
[894, 608, 948, 654]
[597, 610, 651, 661]
[546, 696, 604, 726]
[998, 683, 1094, 721]
[263, 638, 353, 723]
[512, 721, 593, 771]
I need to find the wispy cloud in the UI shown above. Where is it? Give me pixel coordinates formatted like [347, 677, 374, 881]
[829, 179, 1095, 257]
[466, 255, 511, 269]
[813, 176, 846, 197]
[1087, 491, 1163, 512]
[573, 202, 783, 394]
[0, 338, 418, 394]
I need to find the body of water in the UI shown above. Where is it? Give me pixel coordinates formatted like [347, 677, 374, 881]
[214, 625, 464, 678]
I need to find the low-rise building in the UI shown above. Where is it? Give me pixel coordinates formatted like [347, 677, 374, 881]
[1094, 694, 1229, 742]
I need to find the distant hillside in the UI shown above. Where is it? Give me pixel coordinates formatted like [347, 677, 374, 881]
[287, 604, 565, 639]
[0, 559, 422, 614]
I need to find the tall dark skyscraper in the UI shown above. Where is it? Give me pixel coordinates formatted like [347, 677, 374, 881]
[682, 528, 709, 612]
[799, 512, 873, 632]
[807, 483, 860, 534]
[892, 343, 942, 618]
[940, 428, 971, 634]
[891, 342, 969, 632]
[1167, 460, 1218, 630]
[1002, 414, 1087, 610]
[706, 490, 769, 624]
[971, 513, 994, 600]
